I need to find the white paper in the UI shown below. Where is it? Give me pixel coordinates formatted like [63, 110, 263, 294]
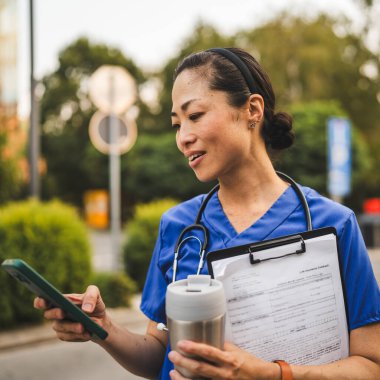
[213, 234, 349, 365]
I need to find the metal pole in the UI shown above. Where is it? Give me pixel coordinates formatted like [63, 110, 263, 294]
[108, 73, 121, 271]
[29, 0, 39, 198]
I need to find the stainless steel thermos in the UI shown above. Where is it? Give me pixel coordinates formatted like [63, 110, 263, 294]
[166, 275, 226, 379]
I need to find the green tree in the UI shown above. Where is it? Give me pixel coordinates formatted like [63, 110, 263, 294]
[238, 15, 380, 193]
[40, 30, 229, 213]
[40, 38, 145, 207]
[125, 132, 212, 206]
[275, 101, 373, 211]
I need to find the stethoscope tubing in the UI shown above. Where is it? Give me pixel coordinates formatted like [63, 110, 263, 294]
[172, 172, 312, 282]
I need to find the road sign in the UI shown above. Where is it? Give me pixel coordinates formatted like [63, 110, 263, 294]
[89, 111, 137, 155]
[327, 117, 352, 198]
[88, 65, 138, 272]
[89, 65, 137, 114]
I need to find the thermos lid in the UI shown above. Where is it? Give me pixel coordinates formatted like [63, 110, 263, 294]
[166, 275, 226, 322]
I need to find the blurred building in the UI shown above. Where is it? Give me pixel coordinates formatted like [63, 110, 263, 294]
[0, 0, 27, 179]
[0, 0, 17, 118]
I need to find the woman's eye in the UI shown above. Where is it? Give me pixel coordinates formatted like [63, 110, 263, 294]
[189, 113, 203, 121]
[172, 123, 180, 130]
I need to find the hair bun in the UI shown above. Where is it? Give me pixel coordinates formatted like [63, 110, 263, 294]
[264, 111, 294, 150]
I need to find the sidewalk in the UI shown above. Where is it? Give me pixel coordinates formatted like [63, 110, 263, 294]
[0, 295, 146, 352]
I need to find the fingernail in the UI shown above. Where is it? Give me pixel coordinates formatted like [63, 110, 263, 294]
[168, 351, 178, 362]
[168, 351, 177, 360]
[83, 303, 92, 312]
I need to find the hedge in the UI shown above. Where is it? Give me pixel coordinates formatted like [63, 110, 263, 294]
[0, 200, 92, 328]
[123, 199, 178, 290]
[91, 272, 137, 308]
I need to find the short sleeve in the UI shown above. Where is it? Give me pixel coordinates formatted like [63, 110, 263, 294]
[140, 218, 168, 323]
[338, 212, 380, 330]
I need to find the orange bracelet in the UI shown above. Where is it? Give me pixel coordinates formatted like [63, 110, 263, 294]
[273, 360, 293, 380]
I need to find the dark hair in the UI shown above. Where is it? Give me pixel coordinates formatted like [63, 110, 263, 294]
[174, 48, 294, 150]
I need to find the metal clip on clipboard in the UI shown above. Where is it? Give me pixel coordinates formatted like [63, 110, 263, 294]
[249, 235, 306, 265]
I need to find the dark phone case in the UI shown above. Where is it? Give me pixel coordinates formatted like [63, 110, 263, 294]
[1, 258, 108, 340]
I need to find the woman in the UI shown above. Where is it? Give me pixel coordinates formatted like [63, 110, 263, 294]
[35, 48, 380, 379]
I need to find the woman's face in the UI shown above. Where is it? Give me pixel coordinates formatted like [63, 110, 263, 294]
[171, 69, 254, 183]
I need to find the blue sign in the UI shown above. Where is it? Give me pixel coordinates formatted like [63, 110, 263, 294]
[327, 117, 352, 197]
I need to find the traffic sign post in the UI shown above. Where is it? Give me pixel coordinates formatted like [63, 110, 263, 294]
[327, 117, 352, 203]
[88, 65, 137, 272]
[109, 112, 121, 271]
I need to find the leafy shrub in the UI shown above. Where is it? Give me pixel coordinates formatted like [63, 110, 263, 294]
[123, 199, 178, 290]
[0, 200, 92, 328]
[91, 272, 137, 308]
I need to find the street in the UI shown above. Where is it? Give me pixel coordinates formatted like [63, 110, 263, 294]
[0, 317, 146, 380]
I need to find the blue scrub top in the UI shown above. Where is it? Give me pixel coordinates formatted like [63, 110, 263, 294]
[140, 185, 380, 380]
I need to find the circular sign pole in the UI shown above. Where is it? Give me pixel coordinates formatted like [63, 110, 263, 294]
[109, 70, 121, 271]
[109, 71, 121, 272]
[89, 65, 137, 272]
[110, 113, 122, 271]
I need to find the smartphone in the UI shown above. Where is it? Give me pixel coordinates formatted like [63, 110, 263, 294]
[1, 258, 108, 340]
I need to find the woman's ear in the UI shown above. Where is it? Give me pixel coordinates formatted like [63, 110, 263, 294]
[247, 94, 264, 123]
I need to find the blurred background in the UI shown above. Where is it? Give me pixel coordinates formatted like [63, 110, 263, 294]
[1, 0, 379, 214]
[0, 2, 380, 378]
[0, 0, 380, 328]
[0, 0, 380, 278]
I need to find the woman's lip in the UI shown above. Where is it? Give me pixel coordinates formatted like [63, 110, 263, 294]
[189, 153, 205, 169]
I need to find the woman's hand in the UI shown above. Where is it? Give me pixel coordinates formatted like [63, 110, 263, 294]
[33, 285, 109, 342]
[168, 340, 280, 380]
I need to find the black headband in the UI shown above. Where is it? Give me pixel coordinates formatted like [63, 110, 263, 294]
[207, 48, 256, 94]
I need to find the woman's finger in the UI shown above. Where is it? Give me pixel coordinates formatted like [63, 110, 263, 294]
[176, 340, 229, 365]
[169, 369, 189, 380]
[168, 350, 224, 379]
[81, 285, 101, 313]
[43, 307, 65, 320]
[50, 319, 91, 341]
[65, 294, 85, 305]
[51, 319, 86, 335]
[33, 297, 50, 310]
[223, 341, 241, 352]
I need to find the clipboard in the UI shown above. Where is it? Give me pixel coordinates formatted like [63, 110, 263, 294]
[206, 227, 349, 365]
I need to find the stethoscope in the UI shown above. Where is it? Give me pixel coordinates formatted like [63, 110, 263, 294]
[172, 171, 312, 282]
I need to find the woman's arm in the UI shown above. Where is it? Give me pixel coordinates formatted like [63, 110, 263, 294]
[98, 319, 167, 379]
[168, 322, 380, 380]
[35, 285, 167, 379]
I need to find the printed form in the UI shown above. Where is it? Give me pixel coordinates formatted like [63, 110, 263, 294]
[213, 234, 349, 365]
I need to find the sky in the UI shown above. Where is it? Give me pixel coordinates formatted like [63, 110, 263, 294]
[16, 0, 373, 116]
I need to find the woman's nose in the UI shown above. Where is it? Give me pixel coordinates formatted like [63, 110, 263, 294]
[177, 124, 196, 148]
